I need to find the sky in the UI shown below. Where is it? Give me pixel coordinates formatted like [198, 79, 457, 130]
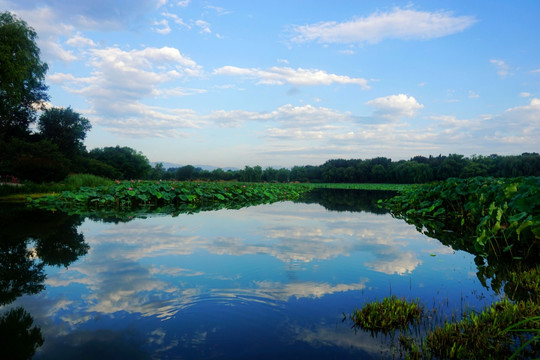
[2, 0, 539, 168]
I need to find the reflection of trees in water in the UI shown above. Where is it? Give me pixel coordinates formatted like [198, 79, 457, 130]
[0, 236, 45, 306]
[0, 307, 44, 359]
[298, 189, 396, 214]
[0, 204, 89, 356]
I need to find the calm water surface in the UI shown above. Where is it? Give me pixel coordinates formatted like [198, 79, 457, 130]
[1, 190, 499, 359]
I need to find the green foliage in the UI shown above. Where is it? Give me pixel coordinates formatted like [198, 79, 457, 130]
[423, 300, 540, 359]
[0, 138, 70, 182]
[375, 176, 540, 358]
[89, 146, 152, 179]
[38, 106, 92, 157]
[383, 176, 540, 258]
[348, 296, 424, 335]
[29, 181, 312, 213]
[0, 11, 49, 139]
[309, 183, 412, 191]
[0, 173, 113, 197]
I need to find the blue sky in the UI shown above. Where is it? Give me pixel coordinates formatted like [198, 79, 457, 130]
[2, 0, 539, 168]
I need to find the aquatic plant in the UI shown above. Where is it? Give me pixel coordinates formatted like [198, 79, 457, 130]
[28, 181, 312, 212]
[422, 299, 540, 359]
[382, 176, 540, 258]
[348, 296, 424, 335]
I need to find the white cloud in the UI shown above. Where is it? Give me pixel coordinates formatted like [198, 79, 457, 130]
[490, 59, 510, 77]
[213, 66, 369, 88]
[520, 92, 531, 98]
[195, 19, 211, 34]
[50, 46, 203, 137]
[468, 90, 479, 98]
[66, 32, 96, 47]
[161, 11, 190, 28]
[366, 94, 424, 120]
[291, 7, 476, 44]
[177, 0, 190, 7]
[204, 5, 231, 16]
[152, 19, 171, 34]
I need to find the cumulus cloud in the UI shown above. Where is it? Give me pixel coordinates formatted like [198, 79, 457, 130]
[290, 7, 476, 44]
[50, 46, 204, 137]
[213, 66, 369, 88]
[366, 94, 424, 120]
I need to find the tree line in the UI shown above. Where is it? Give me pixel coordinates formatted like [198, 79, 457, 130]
[1, 11, 539, 185]
[155, 153, 540, 183]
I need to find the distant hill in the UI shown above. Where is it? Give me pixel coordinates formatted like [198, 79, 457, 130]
[151, 162, 239, 171]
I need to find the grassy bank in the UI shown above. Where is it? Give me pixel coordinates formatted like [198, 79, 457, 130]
[0, 173, 113, 201]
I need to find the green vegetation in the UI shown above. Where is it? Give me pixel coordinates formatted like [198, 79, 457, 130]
[347, 296, 423, 335]
[307, 183, 412, 191]
[0, 173, 112, 199]
[29, 181, 312, 213]
[141, 153, 540, 184]
[0, 12, 48, 139]
[399, 299, 540, 359]
[351, 176, 540, 358]
[383, 176, 540, 258]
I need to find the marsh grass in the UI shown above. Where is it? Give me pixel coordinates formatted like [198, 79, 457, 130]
[348, 296, 424, 335]
[0, 173, 112, 198]
[420, 299, 540, 359]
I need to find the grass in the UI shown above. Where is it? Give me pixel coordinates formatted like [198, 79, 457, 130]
[347, 296, 424, 335]
[0, 174, 113, 200]
[307, 183, 413, 191]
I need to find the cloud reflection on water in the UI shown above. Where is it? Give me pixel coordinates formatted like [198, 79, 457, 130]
[22, 200, 462, 359]
[45, 203, 442, 320]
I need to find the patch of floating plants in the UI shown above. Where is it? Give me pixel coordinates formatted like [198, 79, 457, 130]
[346, 296, 424, 336]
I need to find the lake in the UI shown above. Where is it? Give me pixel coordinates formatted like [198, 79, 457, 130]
[1, 189, 499, 359]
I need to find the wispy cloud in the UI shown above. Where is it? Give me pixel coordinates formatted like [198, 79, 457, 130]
[152, 19, 171, 34]
[195, 19, 211, 34]
[490, 59, 511, 77]
[290, 7, 476, 44]
[213, 66, 369, 88]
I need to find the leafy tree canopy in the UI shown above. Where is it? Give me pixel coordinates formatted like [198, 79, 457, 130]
[38, 107, 92, 157]
[0, 12, 48, 139]
[89, 146, 152, 179]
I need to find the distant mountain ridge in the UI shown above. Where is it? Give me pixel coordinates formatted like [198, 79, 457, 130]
[151, 162, 239, 171]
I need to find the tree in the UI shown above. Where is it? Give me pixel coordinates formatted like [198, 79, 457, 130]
[0, 12, 49, 139]
[38, 107, 91, 157]
[176, 165, 195, 180]
[1, 138, 70, 182]
[89, 146, 152, 179]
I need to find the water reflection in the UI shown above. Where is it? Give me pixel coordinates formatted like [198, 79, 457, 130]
[0, 203, 88, 358]
[1, 191, 496, 359]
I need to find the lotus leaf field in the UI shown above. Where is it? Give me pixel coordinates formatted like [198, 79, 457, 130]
[28, 180, 312, 213]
